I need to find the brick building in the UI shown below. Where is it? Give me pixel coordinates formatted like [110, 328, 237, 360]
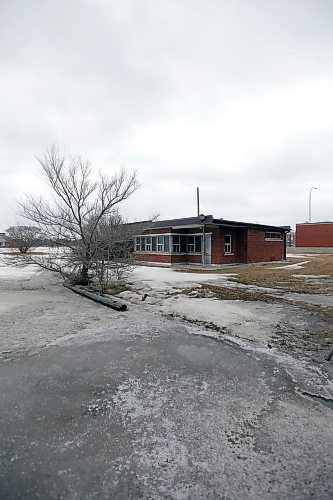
[134, 215, 289, 265]
[295, 222, 333, 252]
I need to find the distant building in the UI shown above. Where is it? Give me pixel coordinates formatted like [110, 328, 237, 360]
[133, 215, 290, 266]
[295, 222, 333, 252]
[286, 229, 295, 247]
[0, 233, 6, 247]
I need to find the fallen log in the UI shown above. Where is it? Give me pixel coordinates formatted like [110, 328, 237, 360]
[63, 283, 128, 311]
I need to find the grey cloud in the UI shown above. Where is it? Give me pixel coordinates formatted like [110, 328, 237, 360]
[0, 0, 332, 230]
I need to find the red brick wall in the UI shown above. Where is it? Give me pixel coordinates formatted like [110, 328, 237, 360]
[211, 227, 246, 264]
[237, 230, 248, 263]
[134, 253, 172, 264]
[170, 254, 188, 264]
[186, 254, 202, 264]
[296, 223, 333, 247]
[246, 229, 285, 262]
[210, 227, 222, 264]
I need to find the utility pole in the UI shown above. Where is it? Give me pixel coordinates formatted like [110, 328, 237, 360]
[197, 187, 205, 266]
[308, 186, 317, 222]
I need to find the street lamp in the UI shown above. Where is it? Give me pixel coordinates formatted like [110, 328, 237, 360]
[308, 186, 317, 223]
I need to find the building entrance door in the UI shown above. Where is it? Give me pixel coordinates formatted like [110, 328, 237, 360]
[204, 234, 211, 264]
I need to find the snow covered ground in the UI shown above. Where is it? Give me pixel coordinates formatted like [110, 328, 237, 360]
[1, 260, 332, 499]
[120, 266, 331, 353]
[131, 265, 235, 288]
[0, 263, 332, 368]
[271, 261, 311, 270]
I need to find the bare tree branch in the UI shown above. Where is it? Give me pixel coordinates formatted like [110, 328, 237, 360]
[17, 146, 140, 285]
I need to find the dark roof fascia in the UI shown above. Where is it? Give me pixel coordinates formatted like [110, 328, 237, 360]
[211, 218, 290, 232]
[129, 216, 290, 233]
[125, 220, 152, 227]
[151, 215, 213, 229]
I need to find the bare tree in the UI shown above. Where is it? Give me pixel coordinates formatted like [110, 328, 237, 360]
[88, 211, 138, 292]
[18, 146, 140, 285]
[6, 225, 42, 253]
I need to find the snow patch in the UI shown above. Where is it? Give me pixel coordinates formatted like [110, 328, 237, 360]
[271, 261, 311, 270]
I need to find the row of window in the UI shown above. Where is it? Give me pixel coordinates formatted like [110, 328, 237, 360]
[135, 234, 233, 254]
[135, 235, 203, 254]
[135, 231, 282, 254]
[136, 235, 170, 253]
[172, 235, 202, 253]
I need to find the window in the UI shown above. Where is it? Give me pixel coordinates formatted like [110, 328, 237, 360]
[145, 236, 152, 251]
[164, 236, 170, 252]
[195, 236, 202, 253]
[265, 231, 282, 240]
[173, 235, 180, 253]
[172, 234, 202, 253]
[180, 236, 187, 253]
[224, 234, 232, 254]
[187, 235, 202, 253]
[187, 236, 195, 252]
[135, 234, 171, 253]
[136, 234, 203, 253]
[157, 236, 164, 252]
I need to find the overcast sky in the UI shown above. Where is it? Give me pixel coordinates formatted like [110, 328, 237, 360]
[1, 0, 332, 230]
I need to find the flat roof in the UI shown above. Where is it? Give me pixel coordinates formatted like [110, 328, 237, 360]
[151, 215, 290, 232]
[296, 221, 333, 226]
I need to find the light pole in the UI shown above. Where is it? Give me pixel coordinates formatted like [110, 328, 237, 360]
[308, 186, 317, 223]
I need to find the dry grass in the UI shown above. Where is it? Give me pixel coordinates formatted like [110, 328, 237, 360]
[228, 256, 333, 294]
[173, 256, 333, 356]
[177, 255, 333, 294]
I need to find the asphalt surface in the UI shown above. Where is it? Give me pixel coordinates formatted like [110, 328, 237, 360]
[0, 319, 332, 499]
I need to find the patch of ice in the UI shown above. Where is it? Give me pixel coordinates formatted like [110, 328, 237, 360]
[160, 295, 282, 346]
[132, 266, 235, 289]
[0, 263, 39, 280]
[283, 293, 333, 307]
[286, 254, 316, 258]
[271, 261, 311, 270]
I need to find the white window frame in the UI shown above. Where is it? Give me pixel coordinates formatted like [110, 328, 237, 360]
[265, 231, 282, 241]
[157, 236, 164, 252]
[134, 234, 171, 253]
[145, 236, 152, 251]
[187, 235, 195, 253]
[135, 233, 204, 254]
[224, 234, 233, 255]
[172, 235, 180, 253]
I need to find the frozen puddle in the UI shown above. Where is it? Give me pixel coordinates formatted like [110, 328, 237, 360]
[283, 293, 333, 307]
[159, 295, 284, 346]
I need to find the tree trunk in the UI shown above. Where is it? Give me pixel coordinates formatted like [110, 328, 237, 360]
[76, 264, 90, 285]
